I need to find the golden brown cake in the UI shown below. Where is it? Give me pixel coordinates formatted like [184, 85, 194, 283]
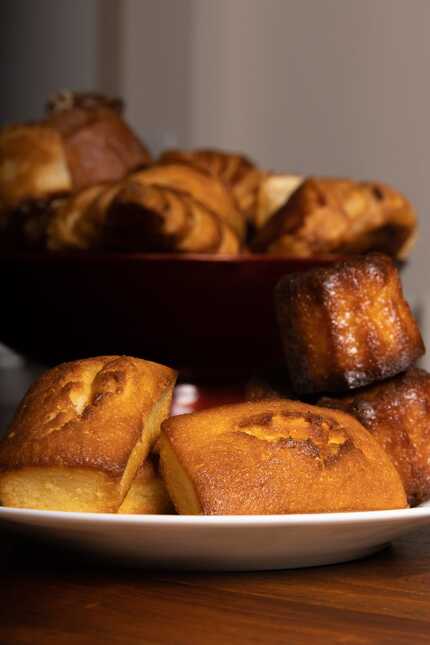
[320, 368, 430, 506]
[253, 177, 417, 259]
[0, 356, 176, 512]
[275, 253, 424, 395]
[159, 399, 407, 515]
[160, 148, 263, 222]
[118, 457, 174, 514]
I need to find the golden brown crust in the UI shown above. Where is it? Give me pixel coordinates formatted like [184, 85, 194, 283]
[118, 457, 174, 514]
[255, 173, 304, 229]
[0, 356, 176, 476]
[0, 124, 72, 218]
[253, 177, 417, 259]
[275, 253, 424, 394]
[132, 163, 245, 242]
[160, 148, 263, 222]
[46, 92, 151, 190]
[320, 368, 430, 506]
[160, 399, 407, 514]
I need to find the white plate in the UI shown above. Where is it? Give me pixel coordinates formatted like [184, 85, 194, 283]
[1, 503, 430, 571]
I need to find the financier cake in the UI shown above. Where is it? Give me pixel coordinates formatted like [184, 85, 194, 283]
[159, 399, 407, 515]
[320, 368, 430, 506]
[0, 356, 176, 513]
[275, 253, 424, 395]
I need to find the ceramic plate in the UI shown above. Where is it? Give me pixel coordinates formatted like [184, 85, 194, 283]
[1, 503, 430, 571]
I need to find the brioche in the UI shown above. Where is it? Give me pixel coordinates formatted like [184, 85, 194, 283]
[45, 91, 151, 190]
[159, 399, 407, 515]
[160, 148, 263, 222]
[255, 173, 304, 229]
[321, 368, 430, 506]
[275, 253, 424, 395]
[253, 177, 417, 259]
[118, 457, 174, 514]
[0, 356, 176, 512]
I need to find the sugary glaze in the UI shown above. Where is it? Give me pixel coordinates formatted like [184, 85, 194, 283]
[321, 368, 430, 506]
[160, 399, 407, 515]
[253, 177, 417, 259]
[275, 253, 424, 394]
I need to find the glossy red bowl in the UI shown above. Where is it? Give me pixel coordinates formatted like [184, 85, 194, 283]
[2, 253, 339, 371]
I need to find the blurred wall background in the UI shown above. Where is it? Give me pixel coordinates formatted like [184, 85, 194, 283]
[1, 0, 429, 305]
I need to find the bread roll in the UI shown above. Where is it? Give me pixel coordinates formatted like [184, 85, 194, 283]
[159, 399, 407, 514]
[275, 253, 424, 394]
[118, 457, 174, 514]
[320, 368, 430, 506]
[0, 356, 176, 512]
[253, 177, 417, 259]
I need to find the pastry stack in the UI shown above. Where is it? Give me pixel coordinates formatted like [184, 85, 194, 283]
[0, 253, 429, 515]
[0, 91, 418, 259]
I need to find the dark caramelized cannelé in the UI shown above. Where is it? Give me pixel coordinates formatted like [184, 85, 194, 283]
[320, 368, 430, 506]
[275, 253, 424, 395]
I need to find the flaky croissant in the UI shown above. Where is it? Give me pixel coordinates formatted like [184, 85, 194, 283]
[160, 148, 263, 224]
[47, 163, 243, 254]
[253, 177, 417, 259]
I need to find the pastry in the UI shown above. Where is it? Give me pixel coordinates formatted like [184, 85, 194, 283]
[118, 457, 174, 514]
[320, 368, 430, 506]
[253, 177, 417, 259]
[0, 356, 176, 512]
[103, 178, 239, 254]
[275, 253, 424, 394]
[255, 173, 303, 229]
[160, 148, 263, 223]
[159, 399, 407, 514]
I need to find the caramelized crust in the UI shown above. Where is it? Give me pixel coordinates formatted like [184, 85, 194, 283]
[160, 148, 263, 222]
[253, 177, 417, 259]
[0, 356, 177, 512]
[0, 124, 71, 218]
[275, 253, 424, 394]
[132, 163, 245, 242]
[46, 91, 151, 189]
[320, 368, 430, 506]
[104, 177, 240, 254]
[118, 457, 174, 514]
[159, 399, 407, 515]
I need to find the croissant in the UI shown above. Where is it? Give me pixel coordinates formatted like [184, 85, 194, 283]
[255, 173, 304, 228]
[160, 148, 263, 223]
[275, 253, 424, 394]
[253, 177, 417, 259]
[320, 368, 430, 506]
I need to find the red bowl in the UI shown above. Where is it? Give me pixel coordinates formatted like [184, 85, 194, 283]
[2, 253, 340, 371]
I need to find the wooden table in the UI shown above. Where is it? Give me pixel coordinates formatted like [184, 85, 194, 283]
[0, 526, 429, 644]
[1, 354, 430, 644]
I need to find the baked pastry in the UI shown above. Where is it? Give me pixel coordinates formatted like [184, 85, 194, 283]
[160, 148, 263, 222]
[320, 368, 430, 506]
[253, 177, 417, 259]
[131, 163, 245, 241]
[47, 182, 122, 251]
[255, 173, 303, 229]
[118, 457, 174, 514]
[103, 177, 240, 254]
[0, 92, 150, 246]
[0, 356, 176, 512]
[159, 399, 407, 514]
[45, 91, 151, 190]
[275, 253, 424, 395]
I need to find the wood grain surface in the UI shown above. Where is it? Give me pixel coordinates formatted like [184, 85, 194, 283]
[1, 527, 430, 645]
